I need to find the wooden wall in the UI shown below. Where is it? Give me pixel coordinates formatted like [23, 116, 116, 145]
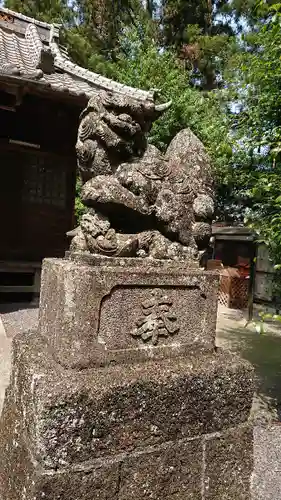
[254, 244, 275, 303]
[0, 92, 81, 261]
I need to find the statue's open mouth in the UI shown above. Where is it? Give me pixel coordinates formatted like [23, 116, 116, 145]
[91, 201, 157, 235]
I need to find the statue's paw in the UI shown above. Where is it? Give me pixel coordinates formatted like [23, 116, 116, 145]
[80, 210, 110, 239]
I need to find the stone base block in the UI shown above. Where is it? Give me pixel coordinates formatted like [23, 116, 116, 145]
[38, 257, 219, 369]
[0, 332, 254, 500]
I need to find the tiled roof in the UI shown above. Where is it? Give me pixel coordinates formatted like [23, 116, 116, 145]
[0, 7, 155, 102]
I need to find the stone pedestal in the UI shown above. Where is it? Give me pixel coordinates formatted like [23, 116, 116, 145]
[38, 255, 218, 369]
[0, 256, 254, 500]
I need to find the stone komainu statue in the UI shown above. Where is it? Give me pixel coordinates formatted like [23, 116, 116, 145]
[69, 90, 214, 261]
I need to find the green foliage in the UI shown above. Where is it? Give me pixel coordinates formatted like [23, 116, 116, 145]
[74, 178, 86, 224]
[219, 3, 281, 306]
[161, 0, 236, 89]
[4, 0, 73, 24]
[225, 4, 281, 261]
[102, 27, 232, 177]
[68, 0, 138, 62]
[162, 0, 213, 49]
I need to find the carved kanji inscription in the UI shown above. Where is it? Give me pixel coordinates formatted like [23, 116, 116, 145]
[132, 289, 180, 345]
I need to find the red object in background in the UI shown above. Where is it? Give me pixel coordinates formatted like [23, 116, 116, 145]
[238, 267, 250, 278]
[236, 256, 250, 277]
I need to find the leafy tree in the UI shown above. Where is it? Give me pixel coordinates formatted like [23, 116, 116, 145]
[160, 1, 242, 90]
[108, 30, 233, 177]
[4, 0, 73, 23]
[61, 1, 157, 77]
[71, 0, 139, 62]
[223, 2, 281, 266]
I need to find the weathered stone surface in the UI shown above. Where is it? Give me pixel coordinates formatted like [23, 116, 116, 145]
[0, 327, 254, 500]
[1, 331, 254, 470]
[0, 382, 119, 500]
[81, 175, 151, 216]
[71, 90, 214, 261]
[0, 397, 119, 500]
[0, 60, 254, 500]
[192, 221, 212, 249]
[193, 194, 214, 220]
[38, 257, 219, 368]
[80, 209, 111, 239]
[165, 128, 213, 193]
[204, 425, 253, 500]
[36, 465, 119, 500]
[37, 464, 119, 500]
[119, 439, 202, 500]
[69, 226, 88, 252]
[0, 392, 32, 500]
[251, 424, 281, 500]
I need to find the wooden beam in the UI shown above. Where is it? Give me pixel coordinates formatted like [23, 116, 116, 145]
[9, 139, 40, 149]
[0, 74, 87, 108]
[215, 235, 255, 242]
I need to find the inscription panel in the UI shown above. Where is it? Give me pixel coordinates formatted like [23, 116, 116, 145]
[98, 285, 212, 351]
[39, 259, 218, 368]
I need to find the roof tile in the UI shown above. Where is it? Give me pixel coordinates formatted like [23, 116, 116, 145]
[0, 6, 155, 103]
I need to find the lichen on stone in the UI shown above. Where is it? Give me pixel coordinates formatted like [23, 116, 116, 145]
[69, 92, 214, 262]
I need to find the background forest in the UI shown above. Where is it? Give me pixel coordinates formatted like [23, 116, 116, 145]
[4, 0, 281, 264]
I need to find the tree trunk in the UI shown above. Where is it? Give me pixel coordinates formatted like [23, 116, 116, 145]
[146, 0, 153, 18]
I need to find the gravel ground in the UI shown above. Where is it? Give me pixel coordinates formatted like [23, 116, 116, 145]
[0, 303, 39, 339]
[252, 425, 281, 500]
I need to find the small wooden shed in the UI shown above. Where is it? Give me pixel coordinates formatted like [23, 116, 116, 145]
[210, 225, 256, 316]
[0, 7, 154, 297]
[211, 224, 277, 313]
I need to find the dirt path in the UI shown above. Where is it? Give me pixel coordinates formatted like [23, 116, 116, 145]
[217, 305, 281, 422]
